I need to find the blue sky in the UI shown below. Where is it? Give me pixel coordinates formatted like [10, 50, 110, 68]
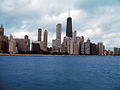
[0, 0, 120, 50]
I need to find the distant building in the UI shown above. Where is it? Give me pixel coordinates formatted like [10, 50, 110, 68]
[108, 50, 113, 55]
[0, 24, 4, 36]
[97, 42, 104, 55]
[76, 36, 81, 54]
[73, 30, 77, 42]
[103, 50, 108, 56]
[52, 39, 61, 52]
[0, 24, 9, 53]
[80, 36, 85, 55]
[56, 24, 61, 40]
[118, 48, 120, 55]
[80, 36, 84, 42]
[76, 36, 80, 45]
[9, 35, 18, 54]
[52, 24, 62, 53]
[113, 47, 119, 55]
[32, 29, 48, 53]
[38, 28, 42, 41]
[14, 35, 30, 53]
[90, 43, 97, 55]
[44, 30, 48, 51]
[73, 42, 79, 55]
[60, 36, 73, 54]
[66, 17, 72, 37]
[66, 37, 73, 54]
[85, 38, 91, 55]
[32, 41, 44, 53]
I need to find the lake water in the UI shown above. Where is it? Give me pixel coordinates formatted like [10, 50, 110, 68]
[0, 56, 120, 90]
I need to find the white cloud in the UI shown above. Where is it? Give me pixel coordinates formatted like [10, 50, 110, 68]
[1, 0, 120, 50]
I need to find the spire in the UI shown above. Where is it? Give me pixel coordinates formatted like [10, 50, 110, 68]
[1, 24, 3, 28]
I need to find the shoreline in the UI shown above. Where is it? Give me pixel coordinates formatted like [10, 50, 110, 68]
[0, 53, 117, 56]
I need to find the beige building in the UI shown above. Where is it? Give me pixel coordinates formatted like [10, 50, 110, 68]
[73, 42, 79, 55]
[52, 39, 61, 52]
[52, 24, 62, 53]
[60, 36, 73, 55]
[72, 30, 77, 42]
[9, 35, 18, 54]
[9, 35, 30, 53]
[44, 30, 48, 51]
[56, 24, 61, 40]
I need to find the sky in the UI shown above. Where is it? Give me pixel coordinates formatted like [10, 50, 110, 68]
[0, 0, 120, 50]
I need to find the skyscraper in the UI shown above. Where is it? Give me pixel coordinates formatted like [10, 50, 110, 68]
[0, 24, 4, 36]
[113, 47, 119, 55]
[0, 24, 9, 53]
[73, 30, 77, 42]
[73, 42, 79, 55]
[38, 28, 42, 41]
[97, 42, 104, 55]
[90, 43, 97, 55]
[80, 36, 85, 55]
[52, 24, 62, 52]
[44, 30, 48, 51]
[85, 38, 90, 55]
[66, 10, 72, 37]
[56, 24, 61, 40]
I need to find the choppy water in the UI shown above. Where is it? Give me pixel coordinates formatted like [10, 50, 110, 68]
[0, 56, 120, 90]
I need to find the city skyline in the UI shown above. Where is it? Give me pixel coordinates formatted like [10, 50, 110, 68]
[0, 0, 120, 50]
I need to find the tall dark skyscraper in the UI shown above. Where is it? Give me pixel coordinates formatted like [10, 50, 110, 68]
[66, 10, 72, 38]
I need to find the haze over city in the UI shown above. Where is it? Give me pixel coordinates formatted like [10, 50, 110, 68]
[0, 0, 120, 50]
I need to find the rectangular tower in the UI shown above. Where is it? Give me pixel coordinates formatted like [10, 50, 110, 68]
[38, 28, 42, 41]
[44, 30, 48, 51]
[0, 24, 4, 36]
[56, 24, 61, 40]
[66, 17, 72, 37]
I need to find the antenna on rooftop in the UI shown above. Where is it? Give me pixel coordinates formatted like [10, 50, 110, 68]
[68, 8, 70, 17]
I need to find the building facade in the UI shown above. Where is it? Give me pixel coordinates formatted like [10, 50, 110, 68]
[85, 38, 90, 55]
[38, 28, 42, 41]
[97, 42, 104, 55]
[66, 17, 72, 37]
[73, 42, 79, 55]
[32, 41, 44, 53]
[44, 30, 48, 51]
[14, 35, 30, 53]
[9, 35, 18, 54]
[90, 43, 97, 55]
[56, 24, 61, 40]
[0, 24, 9, 53]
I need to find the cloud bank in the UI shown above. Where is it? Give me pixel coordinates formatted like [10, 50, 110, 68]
[0, 0, 120, 49]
